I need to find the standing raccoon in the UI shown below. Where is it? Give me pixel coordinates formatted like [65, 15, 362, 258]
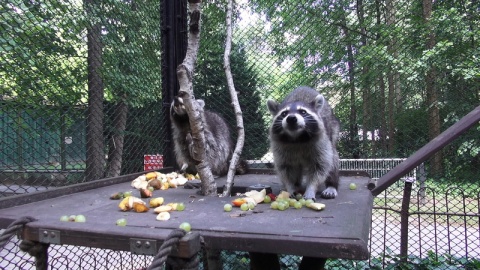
[170, 96, 245, 177]
[267, 86, 340, 200]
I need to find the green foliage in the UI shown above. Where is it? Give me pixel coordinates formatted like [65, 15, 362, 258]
[194, 2, 269, 160]
[1, 0, 86, 106]
[326, 252, 480, 270]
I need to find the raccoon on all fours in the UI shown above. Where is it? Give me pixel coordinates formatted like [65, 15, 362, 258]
[267, 86, 341, 200]
[170, 96, 246, 177]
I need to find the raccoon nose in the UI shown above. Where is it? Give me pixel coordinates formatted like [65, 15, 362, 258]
[286, 115, 297, 124]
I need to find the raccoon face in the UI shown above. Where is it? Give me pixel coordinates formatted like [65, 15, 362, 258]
[171, 97, 205, 120]
[269, 102, 321, 142]
[171, 97, 186, 117]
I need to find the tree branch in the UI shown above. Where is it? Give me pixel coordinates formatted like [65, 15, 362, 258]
[222, 0, 245, 197]
[176, 0, 216, 196]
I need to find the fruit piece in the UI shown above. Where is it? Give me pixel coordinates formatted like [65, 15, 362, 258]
[156, 212, 171, 221]
[110, 192, 124, 200]
[305, 199, 315, 207]
[289, 198, 298, 207]
[276, 191, 290, 200]
[185, 173, 196, 180]
[224, 204, 233, 212]
[149, 197, 165, 208]
[270, 201, 279, 210]
[60, 215, 69, 222]
[267, 193, 276, 201]
[263, 195, 272, 203]
[248, 202, 255, 210]
[140, 188, 152, 198]
[245, 189, 267, 204]
[75, 215, 86, 222]
[299, 198, 306, 205]
[133, 202, 149, 213]
[123, 191, 132, 197]
[68, 215, 77, 222]
[307, 202, 326, 211]
[154, 205, 173, 213]
[160, 181, 170, 190]
[240, 203, 249, 211]
[176, 203, 186, 211]
[148, 179, 162, 190]
[167, 202, 179, 210]
[176, 175, 188, 185]
[131, 175, 148, 190]
[295, 193, 303, 200]
[277, 202, 288, 211]
[232, 198, 247, 207]
[293, 201, 302, 209]
[179, 222, 191, 232]
[116, 218, 127, 226]
[145, 172, 157, 180]
[118, 197, 131, 211]
[168, 178, 178, 188]
[119, 196, 146, 211]
[349, 183, 357, 190]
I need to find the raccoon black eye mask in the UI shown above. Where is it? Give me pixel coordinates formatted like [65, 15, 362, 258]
[267, 86, 341, 200]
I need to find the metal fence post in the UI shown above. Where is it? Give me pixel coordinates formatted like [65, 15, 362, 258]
[161, 0, 188, 168]
[400, 179, 413, 260]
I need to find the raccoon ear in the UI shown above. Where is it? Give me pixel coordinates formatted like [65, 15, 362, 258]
[267, 100, 279, 115]
[314, 94, 325, 113]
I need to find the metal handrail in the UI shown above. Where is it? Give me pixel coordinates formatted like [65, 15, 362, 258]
[371, 105, 480, 196]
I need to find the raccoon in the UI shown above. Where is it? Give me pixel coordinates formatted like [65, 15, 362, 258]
[267, 86, 340, 200]
[170, 96, 246, 177]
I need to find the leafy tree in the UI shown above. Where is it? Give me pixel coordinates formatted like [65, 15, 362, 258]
[194, 1, 268, 160]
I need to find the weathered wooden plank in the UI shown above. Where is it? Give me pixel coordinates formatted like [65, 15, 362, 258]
[0, 171, 373, 260]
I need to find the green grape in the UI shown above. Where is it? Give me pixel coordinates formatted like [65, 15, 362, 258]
[295, 193, 303, 200]
[224, 204, 233, 212]
[248, 202, 255, 210]
[299, 198, 306, 205]
[277, 202, 287, 211]
[240, 203, 249, 211]
[263, 195, 272, 203]
[289, 198, 297, 207]
[177, 203, 186, 211]
[305, 199, 315, 207]
[74, 215, 86, 223]
[116, 218, 127, 226]
[349, 183, 357, 190]
[293, 201, 302, 209]
[270, 201, 279, 210]
[60, 215, 69, 222]
[179, 222, 191, 232]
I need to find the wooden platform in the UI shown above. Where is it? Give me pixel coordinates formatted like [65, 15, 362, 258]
[0, 169, 373, 260]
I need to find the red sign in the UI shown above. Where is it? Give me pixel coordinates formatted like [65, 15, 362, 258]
[144, 154, 164, 171]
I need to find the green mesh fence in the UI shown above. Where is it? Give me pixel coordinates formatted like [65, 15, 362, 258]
[1, 0, 479, 269]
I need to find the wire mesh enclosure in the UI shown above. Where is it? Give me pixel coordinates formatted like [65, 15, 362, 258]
[1, 0, 479, 269]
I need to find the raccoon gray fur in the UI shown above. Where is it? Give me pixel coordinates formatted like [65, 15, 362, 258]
[267, 86, 340, 200]
[170, 96, 247, 177]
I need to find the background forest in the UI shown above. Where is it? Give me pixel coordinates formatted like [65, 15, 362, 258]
[1, 0, 478, 184]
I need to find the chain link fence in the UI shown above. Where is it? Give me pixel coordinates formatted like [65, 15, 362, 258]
[1, 0, 479, 269]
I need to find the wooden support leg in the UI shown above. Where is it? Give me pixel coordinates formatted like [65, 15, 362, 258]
[203, 248, 222, 270]
[299, 256, 327, 270]
[249, 252, 280, 270]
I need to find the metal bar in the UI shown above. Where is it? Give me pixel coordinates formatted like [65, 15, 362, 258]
[160, 0, 188, 169]
[372, 105, 480, 196]
[400, 180, 413, 259]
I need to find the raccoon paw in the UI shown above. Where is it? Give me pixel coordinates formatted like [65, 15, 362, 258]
[320, 187, 338, 199]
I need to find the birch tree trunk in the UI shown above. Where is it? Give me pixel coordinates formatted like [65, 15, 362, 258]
[222, 0, 245, 197]
[177, 0, 216, 196]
